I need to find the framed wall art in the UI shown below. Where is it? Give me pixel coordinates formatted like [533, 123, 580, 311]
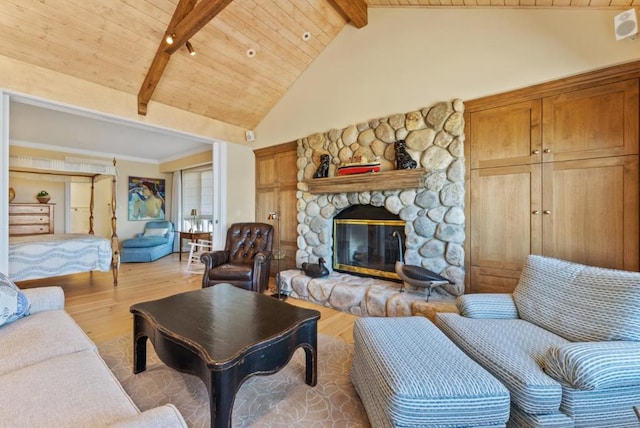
[128, 176, 166, 221]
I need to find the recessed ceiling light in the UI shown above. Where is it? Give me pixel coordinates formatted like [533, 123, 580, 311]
[302, 31, 311, 41]
[246, 48, 256, 58]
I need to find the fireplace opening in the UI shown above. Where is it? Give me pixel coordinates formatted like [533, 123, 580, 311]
[333, 206, 405, 281]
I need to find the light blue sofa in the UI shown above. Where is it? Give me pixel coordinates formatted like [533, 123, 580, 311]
[120, 221, 175, 263]
[436, 255, 640, 427]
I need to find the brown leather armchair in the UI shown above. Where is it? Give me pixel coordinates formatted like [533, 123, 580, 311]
[200, 222, 274, 293]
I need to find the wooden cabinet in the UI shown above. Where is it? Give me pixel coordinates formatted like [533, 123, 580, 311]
[467, 74, 640, 293]
[255, 142, 298, 273]
[9, 203, 55, 236]
[469, 100, 541, 169]
[470, 164, 541, 293]
[542, 80, 638, 162]
[541, 156, 638, 271]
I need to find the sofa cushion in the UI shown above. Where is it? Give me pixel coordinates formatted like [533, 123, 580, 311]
[143, 227, 168, 237]
[122, 236, 168, 248]
[436, 313, 569, 414]
[210, 263, 253, 281]
[0, 310, 95, 375]
[513, 255, 640, 342]
[0, 350, 139, 427]
[0, 272, 30, 327]
[543, 341, 640, 390]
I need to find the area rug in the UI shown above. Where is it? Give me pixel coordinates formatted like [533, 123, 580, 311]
[98, 334, 370, 427]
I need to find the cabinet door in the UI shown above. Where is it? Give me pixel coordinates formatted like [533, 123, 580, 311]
[469, 100, 541, 169]
[470, 164, 542, 293]
[542, 79, 639, 162]
[278, 186, 298, 271]
[276, 150, 299, 186]
[256, 155, 276, 188]
[542, 155, 639, 271]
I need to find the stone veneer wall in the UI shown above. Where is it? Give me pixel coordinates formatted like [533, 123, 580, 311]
[295, 99, 466, 297]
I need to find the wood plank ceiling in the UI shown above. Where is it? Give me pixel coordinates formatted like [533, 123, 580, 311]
[0, 0, 633, 131]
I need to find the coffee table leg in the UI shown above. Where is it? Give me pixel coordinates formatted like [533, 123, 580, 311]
[132, 315, 148, 374]
[304, 344, 318, 386]
[211, 371, 235, 428]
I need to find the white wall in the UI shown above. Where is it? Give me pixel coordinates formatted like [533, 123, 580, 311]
[225, 143, 255, 225]
[254, 8, 640, 147]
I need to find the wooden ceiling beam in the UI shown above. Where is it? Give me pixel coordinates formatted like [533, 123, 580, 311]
[138, 0, 197, 115]
[164, 0, 234, 55]
[328, 0, 368, 28]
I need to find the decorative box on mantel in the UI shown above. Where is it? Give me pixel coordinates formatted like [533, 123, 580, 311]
[302, 168, 426, 194]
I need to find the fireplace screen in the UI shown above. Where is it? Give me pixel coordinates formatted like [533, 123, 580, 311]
[333, 219, 405, 280]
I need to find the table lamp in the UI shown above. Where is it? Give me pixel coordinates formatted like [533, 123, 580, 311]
[267, 211, 286, 300]
[190, 209, 198, 232]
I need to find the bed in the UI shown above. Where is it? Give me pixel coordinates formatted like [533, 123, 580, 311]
[8, 156, 120, 285]
[8, 234, 112, 282]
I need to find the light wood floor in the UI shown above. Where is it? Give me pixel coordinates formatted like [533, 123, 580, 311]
[17, 254, 358, 344]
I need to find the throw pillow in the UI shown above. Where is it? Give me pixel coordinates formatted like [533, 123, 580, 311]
[143, 227, 169, 238]
[0, 272, 30, 327]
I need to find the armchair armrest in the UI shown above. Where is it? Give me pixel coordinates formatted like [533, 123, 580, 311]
[107, 404, 187, 428]
[21, 286, 64, 313]
[200, 250, 230, 269]
[456, 293, 519, 319]
[543, 341, 640, 390]
[253, 250, 272, 266]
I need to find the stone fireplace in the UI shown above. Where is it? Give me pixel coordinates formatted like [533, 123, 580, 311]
[280, 99, 466, 317]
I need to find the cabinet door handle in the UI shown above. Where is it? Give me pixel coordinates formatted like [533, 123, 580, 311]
[543, 148, 551, 153]
[532, 210, 540, 215]
[532, 150, 540, 155]
[543, 210, 551, 215]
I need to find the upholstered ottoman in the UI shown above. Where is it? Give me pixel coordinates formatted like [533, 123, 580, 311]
[351, 316, 510, 428]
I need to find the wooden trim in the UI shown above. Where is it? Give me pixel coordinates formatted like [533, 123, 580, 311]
[328, 0, 368, 28]
[465, 59, 640, 112]
[89, 177, 95, 235]
[254, 141, 297, 157]
[304, 169, 425, 194]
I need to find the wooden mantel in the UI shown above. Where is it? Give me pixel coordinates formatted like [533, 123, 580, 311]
[303, 169, 426, 194]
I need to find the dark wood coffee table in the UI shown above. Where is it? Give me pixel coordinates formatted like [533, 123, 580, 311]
[130, 283, 321, 428]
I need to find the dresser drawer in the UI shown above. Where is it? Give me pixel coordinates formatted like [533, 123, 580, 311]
[9, 205, 51, 214]
[9, 215, 51, 225]
[9, 224, 51, 235]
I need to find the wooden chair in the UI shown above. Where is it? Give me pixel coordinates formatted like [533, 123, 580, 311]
[184, 239, 213, 274]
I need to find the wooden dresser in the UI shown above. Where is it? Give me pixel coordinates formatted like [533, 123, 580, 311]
[9, 203, 55, 236]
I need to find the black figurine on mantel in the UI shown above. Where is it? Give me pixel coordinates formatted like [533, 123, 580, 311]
[394, 140, 417, 170]
[313, 154, 330, 178]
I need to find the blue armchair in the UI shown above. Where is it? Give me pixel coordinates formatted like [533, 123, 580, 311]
[121, 221, 175, 263]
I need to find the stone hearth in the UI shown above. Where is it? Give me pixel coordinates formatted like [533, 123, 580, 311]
[279, 269, 458, 320]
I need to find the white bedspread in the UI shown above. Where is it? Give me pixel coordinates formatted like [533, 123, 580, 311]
[9, 234, 112, 282]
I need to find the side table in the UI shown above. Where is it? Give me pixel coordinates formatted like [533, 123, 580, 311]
[178, 231, 212, 261]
